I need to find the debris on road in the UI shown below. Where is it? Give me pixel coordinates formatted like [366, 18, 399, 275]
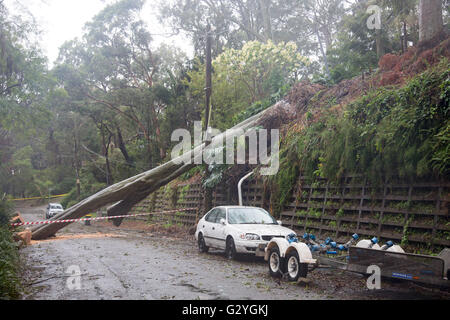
[296, 277, 311, 286]
[10, 211, 25, 225]
[13, 229, 32, 247]
[29, 232, 124, 245]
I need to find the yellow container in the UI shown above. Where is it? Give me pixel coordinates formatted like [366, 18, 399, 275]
[85, 214, 92, 226]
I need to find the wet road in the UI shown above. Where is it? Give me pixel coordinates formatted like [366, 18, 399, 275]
[17, 203, 448, 300]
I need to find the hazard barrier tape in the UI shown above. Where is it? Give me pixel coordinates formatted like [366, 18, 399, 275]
[12, 194, 69, 201]
[10, 208, 197, 227]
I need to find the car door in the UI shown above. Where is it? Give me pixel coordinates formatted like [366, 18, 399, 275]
[202, 209, 218, 248]
[209, 208, 227, 250]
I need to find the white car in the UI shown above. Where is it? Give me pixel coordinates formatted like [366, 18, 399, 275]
[46, 203, 64, 219]
[195, 206, 296, 259]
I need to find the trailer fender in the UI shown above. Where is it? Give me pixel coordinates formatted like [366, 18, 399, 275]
[438, 248, 450, 279]
[265, 238, 290, 261]
[386, 245, 405, 253]
[285, 242, 317, 264]
[356, 239, 381, 250]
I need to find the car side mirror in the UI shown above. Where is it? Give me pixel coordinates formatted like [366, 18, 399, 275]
[220, 218, 227, 226]
[277, 220, 282, 226]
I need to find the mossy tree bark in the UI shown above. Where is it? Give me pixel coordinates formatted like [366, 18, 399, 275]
[419, 0, 443, 42]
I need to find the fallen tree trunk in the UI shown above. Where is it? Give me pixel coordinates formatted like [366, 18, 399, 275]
[31, 104, 286, 240]
[106, 162, 198, 227]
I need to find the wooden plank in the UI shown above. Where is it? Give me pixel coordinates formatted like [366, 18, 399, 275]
[356, 179, 367, 232]
[431, 186, 442, 249]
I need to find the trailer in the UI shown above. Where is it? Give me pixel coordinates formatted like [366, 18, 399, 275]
[265, 234, 450, 289]
[264, 236, 317, 282]
[346, 246, 450, 288]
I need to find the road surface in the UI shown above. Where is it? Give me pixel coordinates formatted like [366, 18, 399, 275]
[16, 202, 448, 300]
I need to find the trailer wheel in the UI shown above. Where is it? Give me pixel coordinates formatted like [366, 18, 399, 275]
[268, 246, 285, 277]
[286, 251, 308, 281]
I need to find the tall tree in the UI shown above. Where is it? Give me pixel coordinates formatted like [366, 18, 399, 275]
[187, 40, 308, 129]
[56, 0, 170, 168]
[0, 0, 54, 197]
[159, 0, 347, 78]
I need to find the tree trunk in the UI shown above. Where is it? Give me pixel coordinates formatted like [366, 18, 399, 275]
[156, 125, 165, 161]
[400, 23, 405, 54]
[31, 108, 275, 240]
[204, 24, 212, 133]
[376, 29, 385, 58]
[313, 10, 331, 79]
[403, 21, 408, 52]
[419, 0, 443, 42]
[101, 127, 113, 186]
[116, 126, 133, 167]
[258, 0, 273, 41]
[73, 135, 81, 200]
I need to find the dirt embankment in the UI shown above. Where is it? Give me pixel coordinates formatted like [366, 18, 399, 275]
[287, 36, 449, 115]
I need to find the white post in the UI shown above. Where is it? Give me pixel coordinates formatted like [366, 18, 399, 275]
[238, 171, 254, 206]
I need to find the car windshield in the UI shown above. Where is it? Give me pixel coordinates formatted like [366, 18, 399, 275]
[51, 205, 63, 210]
[227, 208, 277, 225]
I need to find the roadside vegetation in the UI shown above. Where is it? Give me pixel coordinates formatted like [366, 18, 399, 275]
[270, 58, 450, 212]
[2, 0, 448, 203]
[0, 197, 21, 299]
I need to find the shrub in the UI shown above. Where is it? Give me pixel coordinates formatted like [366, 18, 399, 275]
[0, 197, 13, 226]
[0, 198, 21, 299]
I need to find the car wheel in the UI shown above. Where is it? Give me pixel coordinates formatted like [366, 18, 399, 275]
[225, 237, 237, 260]
[268, 246, 285, 277]
[286, 251, 308, 282]
[198, 234, 209, 253]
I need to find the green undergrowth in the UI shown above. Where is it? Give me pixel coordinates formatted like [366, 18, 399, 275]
[0, 198, 21, 299]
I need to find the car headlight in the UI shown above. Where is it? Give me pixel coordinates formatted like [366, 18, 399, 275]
[245, 233, 260, 241]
